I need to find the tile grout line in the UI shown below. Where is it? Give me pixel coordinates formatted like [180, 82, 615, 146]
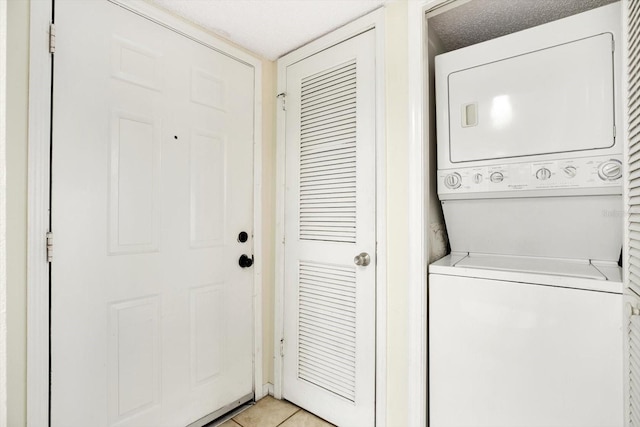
[230, 413, 248, 427]
[276, 408, 302, 426]
[230, 411, 246, 427]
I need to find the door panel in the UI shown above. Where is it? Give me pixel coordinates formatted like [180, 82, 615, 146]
[51, 2, 255, 426]
[283, 30, 376, 427]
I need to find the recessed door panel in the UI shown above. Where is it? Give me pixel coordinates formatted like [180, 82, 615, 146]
[189, 131, 226, 248]
[109, 110, 161, 254]
[108, 296, 161, 424]
[190, 284, 225, 387]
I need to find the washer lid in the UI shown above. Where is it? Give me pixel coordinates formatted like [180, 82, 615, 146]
[453, 253, 606, 280]
[429, 254, 623, 294]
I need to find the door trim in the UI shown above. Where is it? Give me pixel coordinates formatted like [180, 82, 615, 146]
[26, 2, 53, 426]
[27, 1, 265, 425]
[273, 8, 387, 426]
[0, 0, 8, 424]
[622, 0, 631, 424]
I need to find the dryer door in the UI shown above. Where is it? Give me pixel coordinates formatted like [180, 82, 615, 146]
[447, 33, 615, 163]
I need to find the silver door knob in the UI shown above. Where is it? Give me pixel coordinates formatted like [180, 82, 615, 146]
[354, 252, 371, 267]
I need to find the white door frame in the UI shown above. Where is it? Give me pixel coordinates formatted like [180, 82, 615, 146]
[622, 0, 631, 424]
[406, 1, 449, 426]
[0, 0, 8, 424]
[273, 8, 387, 425]
[26, 1, 264, 425]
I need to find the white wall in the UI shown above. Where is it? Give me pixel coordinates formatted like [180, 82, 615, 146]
[384, 2, 411, 425]
[7, 0, 29, 425]
[261, 60, 277, 388]
[427, 23, 447, 263]
[0, 0, 9, 424]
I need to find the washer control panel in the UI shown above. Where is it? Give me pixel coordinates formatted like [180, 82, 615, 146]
[438, 155, 623, 195]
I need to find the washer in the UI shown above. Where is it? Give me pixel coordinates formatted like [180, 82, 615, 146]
[429, 254, 623, 427]
[428, 253, 622, 427]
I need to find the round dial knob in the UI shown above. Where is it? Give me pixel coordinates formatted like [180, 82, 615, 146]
[598, 159, 622, 181]
[444, 173, 461, 189]
[535, 168, 552, 181]
[472, 173, 483, 184]
[562, 165, 577, 178]
[490, 172, 504, 183]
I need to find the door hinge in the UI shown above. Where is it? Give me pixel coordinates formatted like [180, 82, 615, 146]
[280, 338, 285, 357]
[277, 92, 286, 111]
[49, 23, 56, 54]
[46, 232, 53, 263]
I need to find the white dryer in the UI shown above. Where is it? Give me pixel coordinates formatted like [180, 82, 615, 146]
[430, 3, 624, 427]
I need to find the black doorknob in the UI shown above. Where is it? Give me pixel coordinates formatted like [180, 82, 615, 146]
[239, 254, 254, 268]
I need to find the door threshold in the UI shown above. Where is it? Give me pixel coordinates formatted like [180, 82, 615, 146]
[188, 393, 254, 427]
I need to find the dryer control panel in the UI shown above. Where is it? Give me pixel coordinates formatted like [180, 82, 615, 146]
[438, 155, 622, 196]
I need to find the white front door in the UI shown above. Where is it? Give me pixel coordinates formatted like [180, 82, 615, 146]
[282, 30, 377, 426]
[51, 2, 255, 426]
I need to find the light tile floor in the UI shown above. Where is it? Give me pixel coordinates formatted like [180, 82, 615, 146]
[217, 396, 335, 427]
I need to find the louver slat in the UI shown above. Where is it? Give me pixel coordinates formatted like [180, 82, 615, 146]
[630, 1, 640, 424]
[299, 60, 358, 243]
[631, 273, 640, 297]
[630, 149, 640, 166]
[302, 63, 355, 91]
[299, 340, 355, 362]
[298, 261, 357, 402]
[630, 163, 640, 179]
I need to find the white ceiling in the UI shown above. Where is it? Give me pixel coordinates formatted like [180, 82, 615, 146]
[149, 0, 388, 60]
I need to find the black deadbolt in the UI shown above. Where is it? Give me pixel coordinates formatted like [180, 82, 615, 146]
[238, 231, 249, 243]
[239, 254, 254, 268]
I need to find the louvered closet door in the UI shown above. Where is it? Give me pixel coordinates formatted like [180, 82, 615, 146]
[628, 0, 640, 424]
[282, 29, 376, 427]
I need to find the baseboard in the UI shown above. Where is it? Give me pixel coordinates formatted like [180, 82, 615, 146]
[262, 382, 274, 397]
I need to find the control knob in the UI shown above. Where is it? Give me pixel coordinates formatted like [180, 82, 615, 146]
[472, 173, 483, 184]
[598, 159, 622, 181]
[490, 172, 504, 183]
[562, 165, 577, 178]
[444, 173, 462, 189]
[535, 168, 552, 181]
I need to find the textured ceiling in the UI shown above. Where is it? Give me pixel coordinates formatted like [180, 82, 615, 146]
[149, 0, 387, 60]
[429, 0, 619, 52]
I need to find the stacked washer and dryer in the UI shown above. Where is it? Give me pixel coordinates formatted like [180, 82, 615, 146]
[429, 3, 624, 427]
